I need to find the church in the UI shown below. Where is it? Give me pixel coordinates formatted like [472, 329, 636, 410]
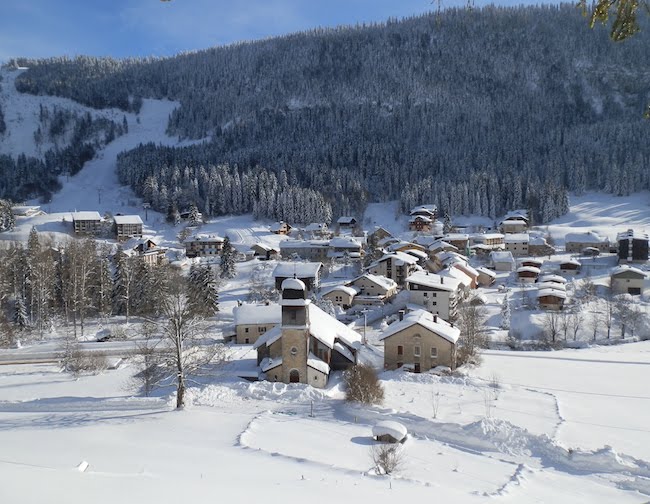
[253, 278, 362, 388]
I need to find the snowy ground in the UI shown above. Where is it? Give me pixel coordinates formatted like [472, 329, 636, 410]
[2, 344, 650, 503]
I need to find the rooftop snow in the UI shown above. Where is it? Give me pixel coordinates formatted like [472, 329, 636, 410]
[504, 234, 529, 243]
[490, 251, 515, 263]
[114, 215, 143, 225]
[379, 309, 460, 343]
[406, 271, 461, 291]
[350, 273, 397, 291]
[565, 231, 608, 243]
[71, 211, 102, 221]
[611, 265, 647, 278]
[233, 304, 281, 326]
[273, 262, 323, 278]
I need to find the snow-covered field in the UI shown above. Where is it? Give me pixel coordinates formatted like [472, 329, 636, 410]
[2, 344, 650, 503]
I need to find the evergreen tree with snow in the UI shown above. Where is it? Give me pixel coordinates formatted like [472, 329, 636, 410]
[187, 264, 219, 317]
[0, 200, 15, 232]
[188, 203, 201, 226]
[166, 202, 180, 225]
[500, 295, 511, 330]
[443, 212, 452, 234]
[219, 236, 236, 279]
[13, 296, 29, 331]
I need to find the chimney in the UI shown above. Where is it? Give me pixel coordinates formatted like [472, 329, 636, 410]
[264, 300, 270, 306]
[433, 314, 438, 323]
[441, 277, 444, 284]
[398, 310, 405, 321]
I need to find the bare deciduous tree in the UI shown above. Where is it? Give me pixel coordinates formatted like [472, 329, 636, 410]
[542, 310, 562, 345]
[343, 364, 384, 405]
[370, 443, 404, 475]
[457, 303, 488, 366]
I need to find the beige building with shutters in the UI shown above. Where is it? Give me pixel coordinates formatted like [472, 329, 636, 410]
[380, 309, 459, 372]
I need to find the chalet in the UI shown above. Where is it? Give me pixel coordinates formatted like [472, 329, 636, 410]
[536, 282, 567, 293]
[122, 237, 167, 266]
[347, 273, 398, 305]
[410, 204, 438, 220]
[559, 259, 581, 275]
[321, 285, 359, 309]
[72, 211, 102, 235]
[377, 236, 401, 249]
[273, 262, 323, 293]
[409, 215, 433, 232]
[368, 252, 419, 287]
[179, 209, 203, 223]
[184, 234, 224, 258]
[428, 240, 459, 256]
[538, 274, 567, 286]
[233, 304, 281, 344]
[369, 226, 393, 244]
[476, 267, 497, 287]
[251, 243, 279, 260]
[254, 279, 361, 388]
[279, 240, 329, 262]
[537, 289, 567, 311]
[489, 251, 515, 272]
[610, 265, 647, 295]
[471, 233, 505, 249]
[617, 229, 649, 263]
[504, 234, 529, 257]
[519, 258, 543, 269]
[387, 241, 427, 254]
[270, 221, 291, 235]
[328, 237, 363, 260]
[529, 236, 555, 257]
[499, 210, 529, 233]
[517, 266, 540, 283]
[444, 233, 470, 252]
[304, 223, 330, 238]
[565, 231, 610, 254]
[336, 216, 357, 231]
[406, 271, 461, 322]
[379, 309, 459, 372]
[432, 251, 479, 289]
[114, 215, 144, 240]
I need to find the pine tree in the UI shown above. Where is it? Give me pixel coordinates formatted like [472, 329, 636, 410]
[187, 264, 219, 317]
[13, 296, 29, 331]
[500, 295, 511, 330]
[219, 236, 236, 279]
[188, 203, 201, 226]
[0, 200, 15, 232]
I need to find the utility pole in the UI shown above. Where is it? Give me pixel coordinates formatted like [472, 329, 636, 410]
[97, 188, 102, 205]
[143, 202, 151, 221]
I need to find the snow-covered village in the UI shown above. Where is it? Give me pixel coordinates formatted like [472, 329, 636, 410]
[2, 2, 650, 503]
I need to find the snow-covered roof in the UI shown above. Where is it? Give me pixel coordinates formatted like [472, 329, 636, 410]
[305, 223, 327, 231]
[387, 241, 423, 253]
[254, 304, 361, 351]
[282, 278, 307, 291]
[503, 210, 529, 221]
[428, 240, 458, 252]
[504, 233, 529, 243]
[380, 251, 419, 266]
[529, 236, 548, 246]
[406, 271, 461, 292]
[404, 248, 428, 260]
[113, 214, 143, 225]
[329, 237, 362, 249]
[322, 284, 360, 297]
[409, 215, 432, 223]
[560, 259, 581, 267]
[476, 267, 497, 278]
[490, 251, 515, 263]
[501, 219, 529, 226]
[442, 267, 472, 287]
[536, 282, 566, 292]
[251, 243, 275, 252]
[538, 274, 567, 284]
[273, 262, 323, 278]
[517, 266, 541, 274]
[337, 216, 356, 224]
[333, 342, 355, 362]
[379, 309, 460, 344]
[444, 233, 469, 241]
[372, 421, 407, 441]
[350, 273, 397, 292]
[279, 239, 329, 249]
[184, 233, 223, 243]
[260, 357, 282, 372]
[565, 231, 608, 244]
[377, 236, 400, 247]
[473, 233, 504, 241]
[269, 221, 289, 231]
[617, 229, 649, 242]
[307, 353, 330, 375]
[233, 304, 281, 326]
[410, 205, 437, 216]
[536, 289, 567, 299]
[611, 265, 647, 278]
[519, 258, 543, 267]
[72, 211, 102, 221]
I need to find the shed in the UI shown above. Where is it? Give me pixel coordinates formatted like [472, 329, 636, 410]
[372, 421, 408, 444]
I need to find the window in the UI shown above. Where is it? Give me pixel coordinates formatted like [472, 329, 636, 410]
[431, 347, 438, 358]
[414, 346, 421, 357]
[258, 326, 266, 333]
[244, 338, 249, 344]
[244, 327, 249, 333]
[397, 345, 403, 356]
[423, 292, 428, 297]
[431, 301, 437, 306]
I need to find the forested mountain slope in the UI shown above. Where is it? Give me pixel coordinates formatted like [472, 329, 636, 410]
[8, 5, 650, 222]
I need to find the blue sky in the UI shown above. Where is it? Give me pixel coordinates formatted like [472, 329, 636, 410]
[0, 0, 548, 62]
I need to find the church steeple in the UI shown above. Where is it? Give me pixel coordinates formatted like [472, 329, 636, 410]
[281, 278, 310, 326]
